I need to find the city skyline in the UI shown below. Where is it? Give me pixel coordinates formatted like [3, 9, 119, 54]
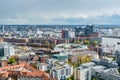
[0, 0, 120, 24]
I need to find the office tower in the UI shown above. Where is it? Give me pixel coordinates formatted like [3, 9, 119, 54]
[62, 30, 69, 39]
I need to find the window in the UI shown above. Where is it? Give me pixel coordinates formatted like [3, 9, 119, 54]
[61, 69, 64, 75]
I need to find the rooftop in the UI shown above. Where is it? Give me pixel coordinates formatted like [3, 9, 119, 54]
[0, 62, 49, 79]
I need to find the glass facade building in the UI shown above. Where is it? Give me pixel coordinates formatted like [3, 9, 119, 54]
[75, 25, 94, 37]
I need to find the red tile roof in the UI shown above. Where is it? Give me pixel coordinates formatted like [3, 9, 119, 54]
[0, 62, 49, 79]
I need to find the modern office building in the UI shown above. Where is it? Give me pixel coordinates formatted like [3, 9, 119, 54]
[62, 30, 69, 39]
[75, 25, 94, 37]
[74, 58, 119, 80]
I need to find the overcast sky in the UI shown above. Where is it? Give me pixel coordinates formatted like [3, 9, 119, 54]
[0, 0, 120, 24]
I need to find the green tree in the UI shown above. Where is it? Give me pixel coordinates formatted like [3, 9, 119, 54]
[80, 55, 91, 64]
[91, 76, 97, 80]
[77, 55, 82, 64]
[93, 40, 98, 46]
[8, 57, 16, 64]
[74, 40, 80, 44]
[83, 40, 90, 45]
[86, 56, 91, 62]
[33, 64, 37, 69]
[73, 63, 78, 68]
[67, 75, 74, 80]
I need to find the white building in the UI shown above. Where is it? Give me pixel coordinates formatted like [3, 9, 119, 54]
[74, 62, 95, 80]
[50, 63, 73, 80]
[54, 43, 88, 52]
[74, 58, 119, 80]
[37, 63, 48, 71]
[69, 31, 75, 38]
[4, 45, 15, 56]
[0, 42, 15, 57]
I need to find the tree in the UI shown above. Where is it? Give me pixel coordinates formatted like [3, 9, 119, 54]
[8, 57, 16, 64]
[83, 40, 90, 45]
[73, 63, 79, 68]
[77, 40, 80, 44]
[77, 55, 82, 64]
[80, 55, 91, 64]
[93, 40, 98, 46]
[67, 75, 74, 80]
[91, 76, 97, 80]
[33, 64, 37, 69]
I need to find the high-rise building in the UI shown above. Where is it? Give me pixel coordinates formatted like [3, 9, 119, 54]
[4, 45, 14, 56]
[75, 25, 94, 37]
[62, 30, 69, 39]
[0, 43, 15, 57]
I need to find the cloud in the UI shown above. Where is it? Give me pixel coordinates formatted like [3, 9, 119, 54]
[0, 0, 120, 24]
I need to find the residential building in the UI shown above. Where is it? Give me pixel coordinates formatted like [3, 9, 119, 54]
[50, 63, 73, 80]
[37, 63, 48, 71]
[0, 62, 50, 80]
[0, 42, 15, 57]
[4, 38, 29, 43]
[69, 51, 98, 63]
[0, 57, 8, 67]
[39, 55, 49, 63]
[46, 59, 57, 69]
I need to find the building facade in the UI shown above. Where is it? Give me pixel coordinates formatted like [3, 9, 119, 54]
[74, 58, 119, 80]
[0, 43, 15, 57]
[62, 30, 69, 39]
[50, 64, 73, 80]
[75, 25, 94, 37]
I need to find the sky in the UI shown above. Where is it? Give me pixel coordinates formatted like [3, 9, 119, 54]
[0, 0, 120, 24]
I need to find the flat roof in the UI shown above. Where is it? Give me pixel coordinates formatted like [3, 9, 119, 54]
[92, 65, 106, 70]
[81, 62, 96, 67]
